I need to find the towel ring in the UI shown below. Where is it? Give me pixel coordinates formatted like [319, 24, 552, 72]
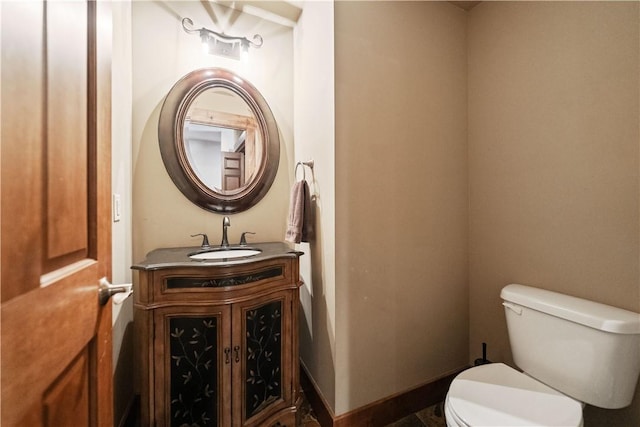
[295, 162, 305, 181]
[295, 160, 314, 181]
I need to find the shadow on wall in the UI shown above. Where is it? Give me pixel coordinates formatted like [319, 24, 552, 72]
[299, 175, 337, 412]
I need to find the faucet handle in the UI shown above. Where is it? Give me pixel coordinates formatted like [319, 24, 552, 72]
[190, 233, 210, 248]
[239, 232, 255, 246]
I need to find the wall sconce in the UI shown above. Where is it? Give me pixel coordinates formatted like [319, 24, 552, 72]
[182, 17, 263, 60]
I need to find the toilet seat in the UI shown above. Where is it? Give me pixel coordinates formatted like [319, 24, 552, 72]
[445, 394, 470, 427]
[445, 363, 583, 427]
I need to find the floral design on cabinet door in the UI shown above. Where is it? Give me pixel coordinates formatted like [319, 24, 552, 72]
[169, 317, 218, 427]
[245, 301, 283, 418]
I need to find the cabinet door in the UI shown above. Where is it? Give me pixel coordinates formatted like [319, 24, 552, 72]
[233, 290, 294, 427]
[154, 305, 232, 427]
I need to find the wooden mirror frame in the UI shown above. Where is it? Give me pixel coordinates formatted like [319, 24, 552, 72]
[158, 68, 280, 213]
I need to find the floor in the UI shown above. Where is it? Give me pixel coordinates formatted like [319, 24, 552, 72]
[299, 396, 447, 427]
[298, 392, 321, 426]
[383, 402, 447, 427]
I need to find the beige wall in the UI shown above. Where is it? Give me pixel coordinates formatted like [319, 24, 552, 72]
[294, 0, 338, 412]
[334, 1, 469, 415]
[131, 1, 294, 262]
[468, 2, 640, 425]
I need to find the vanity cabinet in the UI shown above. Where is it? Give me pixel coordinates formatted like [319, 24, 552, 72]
[133, 243, 303, 427]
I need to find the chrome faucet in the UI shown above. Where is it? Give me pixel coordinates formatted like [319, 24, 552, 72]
[221, 216, 231, 247]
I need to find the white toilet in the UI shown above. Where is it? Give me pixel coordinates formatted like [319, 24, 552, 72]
[445, 284, 640, 427]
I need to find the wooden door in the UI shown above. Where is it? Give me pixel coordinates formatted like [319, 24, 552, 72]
[1, 1, 113, 426]
[221, 152, 245, 191]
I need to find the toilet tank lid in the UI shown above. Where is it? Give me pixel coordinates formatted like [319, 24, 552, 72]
[501, 284, 640, 334]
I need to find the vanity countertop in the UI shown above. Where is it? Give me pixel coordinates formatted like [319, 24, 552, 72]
[132, 241, 303, 271]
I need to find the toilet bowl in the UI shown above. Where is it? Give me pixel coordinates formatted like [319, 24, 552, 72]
[444, 363, 583, 427]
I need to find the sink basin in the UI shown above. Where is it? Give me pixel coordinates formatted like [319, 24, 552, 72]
[189, 248, 262, 260]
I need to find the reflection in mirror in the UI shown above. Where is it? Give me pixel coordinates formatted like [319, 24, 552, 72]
[158, 68, 280, 213]
[183, 87, 262, 193]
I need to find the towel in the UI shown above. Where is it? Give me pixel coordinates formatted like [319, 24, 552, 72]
[113, 288, 133, 305]
[285, 180, 312, 243]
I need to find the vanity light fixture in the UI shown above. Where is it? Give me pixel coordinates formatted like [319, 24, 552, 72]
[182, 17, 263, 60]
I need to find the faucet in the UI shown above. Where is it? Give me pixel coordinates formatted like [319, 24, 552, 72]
[190, 233, 210, 249]
[221, 216, 231, 247]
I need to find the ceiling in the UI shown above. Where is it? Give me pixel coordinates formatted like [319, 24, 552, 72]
[213, 1, 482, 27]
[213, 1, 302, 26]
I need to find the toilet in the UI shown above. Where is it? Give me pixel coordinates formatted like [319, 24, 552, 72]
[445, 284, 640, 427]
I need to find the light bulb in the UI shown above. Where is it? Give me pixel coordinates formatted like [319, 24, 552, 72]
[200, 32, 209, 54]
[241, 42, 249, 62]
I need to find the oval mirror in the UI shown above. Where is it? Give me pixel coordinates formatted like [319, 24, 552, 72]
[158, 68, 280, 213]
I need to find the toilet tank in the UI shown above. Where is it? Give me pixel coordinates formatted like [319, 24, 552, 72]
[501, 284, 640, 409]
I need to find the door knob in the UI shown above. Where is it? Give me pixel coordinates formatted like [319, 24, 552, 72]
[98, 277, 132, 306]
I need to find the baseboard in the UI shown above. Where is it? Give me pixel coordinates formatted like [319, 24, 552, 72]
[300, 362, 466, 427]
[300, 363, 336, 427]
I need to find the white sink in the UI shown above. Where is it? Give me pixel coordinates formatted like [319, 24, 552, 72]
[189, 248, 261, 260]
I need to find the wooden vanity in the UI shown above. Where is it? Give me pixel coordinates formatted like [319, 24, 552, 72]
[132, 242, 303, 427]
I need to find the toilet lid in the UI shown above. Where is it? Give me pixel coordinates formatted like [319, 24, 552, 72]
[447, 363, 583, 427]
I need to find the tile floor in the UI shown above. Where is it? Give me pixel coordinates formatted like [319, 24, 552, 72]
[299, 396, 447, 427]
[383, 402, 447, 427]
[298, 392, 321, 427]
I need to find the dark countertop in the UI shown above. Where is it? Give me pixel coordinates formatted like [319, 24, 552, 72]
[132, 241, 303, 271]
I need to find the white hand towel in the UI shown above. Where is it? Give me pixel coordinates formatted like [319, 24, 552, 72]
[113, 284, 133, 305]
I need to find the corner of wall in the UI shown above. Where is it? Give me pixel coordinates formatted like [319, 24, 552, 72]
[293, 0, 337, 414]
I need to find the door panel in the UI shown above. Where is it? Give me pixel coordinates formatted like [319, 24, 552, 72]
[46, 0, 89, 261]
[43, 348, 91, 427]
[2, 262, 98, 425]
[1, 1, 113, 426]
[0, 0, 45, 302]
